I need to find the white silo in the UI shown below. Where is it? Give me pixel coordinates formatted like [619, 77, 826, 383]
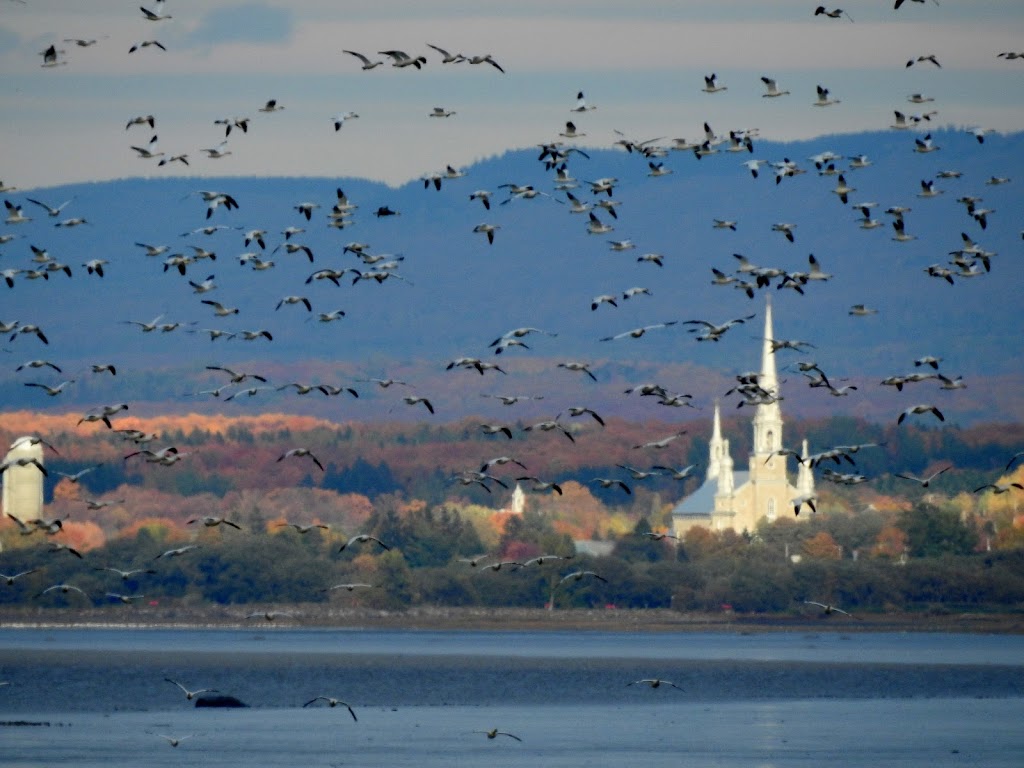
[2, 437, 45, 523]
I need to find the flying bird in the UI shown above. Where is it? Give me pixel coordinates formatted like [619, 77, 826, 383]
[303, 697, 358, 721]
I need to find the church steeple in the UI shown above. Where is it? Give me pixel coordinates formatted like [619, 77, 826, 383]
[753, 295, 783, 456]
[707, 401, 724, 481]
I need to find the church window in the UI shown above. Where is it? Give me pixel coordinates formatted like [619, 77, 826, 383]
[767, 498, 776, 522]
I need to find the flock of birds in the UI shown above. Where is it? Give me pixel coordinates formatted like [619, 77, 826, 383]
[1, 1, 1023, 759]
[2, 2, 1023, 625]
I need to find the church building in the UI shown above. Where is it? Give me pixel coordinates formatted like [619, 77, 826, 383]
[671, 298, 814, 535]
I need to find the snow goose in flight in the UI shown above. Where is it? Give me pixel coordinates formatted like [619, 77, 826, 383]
[187, 514, 240, 532]
[344, 50, 383, 70]
[0, 456, 48, 477]
[338, 534, 390, 553]
[140, 2, 171, 21]
[848, 304, 878, 316]
[258, 99, 285, 113]
[469, 190, 492, 209]
[594, 199, 620, 219]
[26, 197, 74, 217]
[379, 50, 427, 69]
[465, 53, 504, 72]
[890, 111, 912, 130]
[814, 6, 853, 20]
[40, 45, 67, 68]
[803, 600, 853, 617]
[38, 583, 87, 598]
[702, 73, 727, 93]
[429, 106, 456, 118]
[813, 84, 840, 107]
[897, 404, 944, 424]
[329, 110, 359, 131]
[742, 159, 768, 178]
[558, 569, 607, 585]
[201, 142, 232, 159]
[831, 174, 855, 204]
[559, 121, 585, 139]
[131, 135, 164, 159]
[426, 43, 464, 64]
[278, 448, 325, 471]
[473, 223, 500, 244]
[558, 361, 597, 382]
[563, 191, 591, 214]
[975, 482, 1024, 495]
[475, 729, 522, 741]
[570, 91, 596, 112]
[913, 134, 940, 153]
[402, 395, 434, 414]
[917, 179, 943, 198]
[304, 697, 358, 721]
[601, 322, 678, 342]
[628, 678, 684, 690]
[771, 222, 796, 242]
[165, 678, 218, 701]
[891, 217, 915, 242]
[586, 212, 613, 235]
[4, 201, 31, 224]
[895, 466, 951, 487]
[591, 294, 617, 311]
[516, 476, 564, 494]
[760, 76, 790, 97]
[128, 40, 166, 53]
[906, 54, 941, 68]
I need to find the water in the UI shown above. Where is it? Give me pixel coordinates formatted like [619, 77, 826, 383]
[1, 628, 1022, 767]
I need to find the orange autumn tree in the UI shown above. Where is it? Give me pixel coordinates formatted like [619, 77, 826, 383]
[803, 530, 842, 560]
[873, 525, 909, 558]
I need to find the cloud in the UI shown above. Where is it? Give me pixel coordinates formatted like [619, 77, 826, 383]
[186, 3, 294, 47]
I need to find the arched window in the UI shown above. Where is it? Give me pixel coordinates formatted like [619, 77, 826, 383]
[766, 429, 774, 451]
[767, 497, 776, 522]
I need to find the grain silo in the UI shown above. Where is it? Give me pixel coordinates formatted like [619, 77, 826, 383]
[2, 437, 45, 523]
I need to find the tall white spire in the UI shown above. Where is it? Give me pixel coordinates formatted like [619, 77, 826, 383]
[797, 439, 816, 496]
[753, 294, 783, 455]
[707, 401, 724, 480]
[760, 294, 779, 397]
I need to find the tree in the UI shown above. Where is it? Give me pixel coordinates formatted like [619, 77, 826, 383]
[899, 502, 978, 558]
[803, 531, 842, 560]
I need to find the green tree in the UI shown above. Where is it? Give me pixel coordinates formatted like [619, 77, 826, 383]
[899, 502, 978, 557]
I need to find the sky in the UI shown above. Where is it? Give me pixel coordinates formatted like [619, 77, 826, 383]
[2, 0, 1024, 190]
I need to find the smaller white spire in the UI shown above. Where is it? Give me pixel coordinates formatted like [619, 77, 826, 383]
[707, 401, 724, 480]
[797, 438, 815, 495]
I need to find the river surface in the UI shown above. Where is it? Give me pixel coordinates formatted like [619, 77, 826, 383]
[1, 628, 1021, 767]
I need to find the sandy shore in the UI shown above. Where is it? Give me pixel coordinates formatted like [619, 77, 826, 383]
[2, 606, 1023, 633]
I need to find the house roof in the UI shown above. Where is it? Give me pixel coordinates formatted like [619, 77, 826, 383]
[671, 472, 750, 517]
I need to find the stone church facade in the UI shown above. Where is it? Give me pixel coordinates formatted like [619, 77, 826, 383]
[671, 299, 814, 535]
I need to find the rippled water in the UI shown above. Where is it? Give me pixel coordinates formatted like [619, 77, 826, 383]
[1, 628, 1022, 767]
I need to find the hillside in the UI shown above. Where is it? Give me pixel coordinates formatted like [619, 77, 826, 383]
[0, 128, 1021, 424]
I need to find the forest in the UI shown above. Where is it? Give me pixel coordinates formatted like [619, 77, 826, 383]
[2, 410, 1023, 615]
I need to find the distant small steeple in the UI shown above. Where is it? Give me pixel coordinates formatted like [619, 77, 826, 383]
[510, 482, 525, 514]
[797, 439, 815, 496]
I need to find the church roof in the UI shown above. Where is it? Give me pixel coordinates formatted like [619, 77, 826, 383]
[672, 472, 750, 516]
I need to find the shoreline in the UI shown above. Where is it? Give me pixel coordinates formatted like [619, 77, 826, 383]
[2, 606, 1023, 634]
